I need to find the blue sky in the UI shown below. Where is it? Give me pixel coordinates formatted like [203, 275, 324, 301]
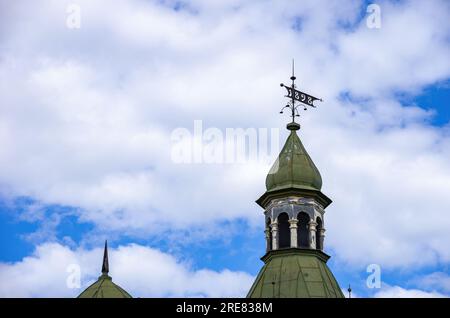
[0, 0, 450, 297]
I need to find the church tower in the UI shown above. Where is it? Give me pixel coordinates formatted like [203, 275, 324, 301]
[247, 66, 344, 298]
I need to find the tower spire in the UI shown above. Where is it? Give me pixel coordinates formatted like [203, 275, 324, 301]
[279, 61, 323, 130]
[247, 66, 343, 298]
[102, 240, 109, 275]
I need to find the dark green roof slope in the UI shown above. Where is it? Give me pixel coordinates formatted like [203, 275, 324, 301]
[247, 249, 344, 298]
[266, 130, 322, 192]
[77, 274, 132, 298]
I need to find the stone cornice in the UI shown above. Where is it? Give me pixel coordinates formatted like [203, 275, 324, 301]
[260, 247, 331, 264]
[256, 187, 332, 209]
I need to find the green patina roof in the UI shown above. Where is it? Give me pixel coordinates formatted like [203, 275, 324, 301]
[77, 274, 132, 298]
[77, 241, 132, 298]
[247, 249, 344, 298]
[266, 128, 322, 192]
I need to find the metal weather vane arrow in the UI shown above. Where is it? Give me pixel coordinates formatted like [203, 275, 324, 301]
[279, 60, 323, 124]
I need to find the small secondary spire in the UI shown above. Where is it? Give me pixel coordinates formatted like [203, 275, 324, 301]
[102, 240, 109, 275]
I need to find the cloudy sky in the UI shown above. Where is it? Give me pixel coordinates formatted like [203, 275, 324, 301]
[0, 0, 449, 298]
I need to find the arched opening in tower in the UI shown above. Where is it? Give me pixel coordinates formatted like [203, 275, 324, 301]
[266, 218, 272, 251]
[297, 212, 309, 248]
[316, 217, 323, 250]
[278, 213, 290, 248]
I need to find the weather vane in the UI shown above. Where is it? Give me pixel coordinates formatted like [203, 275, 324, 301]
[279, 60, 322, 129]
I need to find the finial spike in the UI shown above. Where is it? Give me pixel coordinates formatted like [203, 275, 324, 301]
[290, 59, 296, 81]
[102, 240, 109, 275]
[292, 59, 294, 77]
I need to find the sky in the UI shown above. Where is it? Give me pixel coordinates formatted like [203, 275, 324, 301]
[0, 0, 449, 298]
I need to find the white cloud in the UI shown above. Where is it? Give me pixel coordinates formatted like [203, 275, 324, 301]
[0, 0, 449, 273]
[0, 243, 254, 297]
[410, 272, 450, 294]
[374, 285, 448, 298]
